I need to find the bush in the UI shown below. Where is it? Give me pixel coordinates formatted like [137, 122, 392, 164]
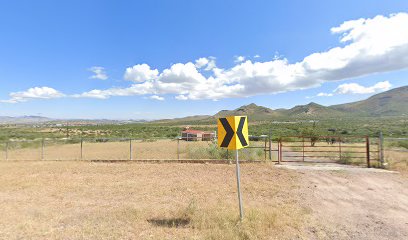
[186, 143, 228, 159]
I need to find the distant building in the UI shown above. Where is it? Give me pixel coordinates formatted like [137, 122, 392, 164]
[181, 127, 215, 141]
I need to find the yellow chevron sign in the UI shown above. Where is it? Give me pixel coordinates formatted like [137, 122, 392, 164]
[217, 116, 249, 150]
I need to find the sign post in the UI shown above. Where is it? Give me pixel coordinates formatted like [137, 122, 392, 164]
[217, 116, 249, 221]
[235, 149, 244, 220]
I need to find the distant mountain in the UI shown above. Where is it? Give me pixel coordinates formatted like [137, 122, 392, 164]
[0, 116, 146, 125]
[286, 102, 344, 117]
[2, 86, 406, 124]
[154, 115, 212, 123]
[0, 115, 52, 124]
[212, 102, 343, 120]
[185, 86, 408, 122]
[214, 103, 282, 120]
[330, 86, 408, 116]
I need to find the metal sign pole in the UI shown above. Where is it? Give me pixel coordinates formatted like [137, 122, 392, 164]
[217, 116, 248, 221]
[235, 149, 244, 221]
[129, 139, 133, 160]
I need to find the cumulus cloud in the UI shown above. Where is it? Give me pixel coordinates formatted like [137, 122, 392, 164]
[124, 64, 159, 82]
[315, 81, 392, 97]
[195, 57, 209, 68]
[195, 57, 216, 71]
[89, 66, 108, 80]
[234, 55, 246, 63]
[72, 12, 408, 101]
[334, 81, 392, 94]
[149, 95, 164, 101]
[0, 87, 65, 103]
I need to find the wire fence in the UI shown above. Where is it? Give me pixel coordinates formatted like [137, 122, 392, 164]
[383, 137, 408, 169]
[0, 136, 276, 162]
[0, 135, 405, 169]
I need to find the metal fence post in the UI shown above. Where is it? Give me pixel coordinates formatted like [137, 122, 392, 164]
[129, 139, 133, 160]
[41, 138, 45, 160]
[379, 132, 384, 168]
[268, 130, 272, 161]
[278, 140, 282, 164]
[264, 137, 267, 160]
[80, 138, 83, 160]
[177, 138, 180, 160]
[339, 137, 342, 163]
[366, 136, 371, 168]
[5, 142, 8, 161]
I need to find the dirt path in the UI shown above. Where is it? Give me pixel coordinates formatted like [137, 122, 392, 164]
[287, 164, 408, 239]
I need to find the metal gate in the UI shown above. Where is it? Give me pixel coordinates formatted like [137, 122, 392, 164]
[277, 136, 381, 167]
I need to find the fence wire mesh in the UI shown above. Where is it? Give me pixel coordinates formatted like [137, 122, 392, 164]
[44, 138, 82, 160]
[0, 142, 6, 161]
[384, 138, 408, 169]
[0, 136, 404, 167]
[0, 137, 273, 161]
[4, 140, 42, 161]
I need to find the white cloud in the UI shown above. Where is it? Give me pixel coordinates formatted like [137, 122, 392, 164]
[315, 81, 392, 97]
[74, 12, 408, 101]
[89, 66, 108, 80]
[74, 82, 154, 99]
[234, 55, 246, 63]
[334, 81, 392, 94]
[195, 57, 216, 71]
[195, 57, 209, 68]
[254, 54, 260, 58]
[317, 92, 334, 97]
[124, 64, 159, 82]
[149, 95, 164, 101]
[175, 95, 188, 100]
[0, 87, 65, 103]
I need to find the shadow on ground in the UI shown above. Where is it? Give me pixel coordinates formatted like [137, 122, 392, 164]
[147, 218, 191, 228]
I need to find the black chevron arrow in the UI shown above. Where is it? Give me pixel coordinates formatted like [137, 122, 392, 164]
[220, 118, 234, 147]
[236, 117, 248, 146]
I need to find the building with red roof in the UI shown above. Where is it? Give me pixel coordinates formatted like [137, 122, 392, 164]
[181, 127, 215, 141]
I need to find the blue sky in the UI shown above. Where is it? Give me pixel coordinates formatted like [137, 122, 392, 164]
[0, 0, 407, 119]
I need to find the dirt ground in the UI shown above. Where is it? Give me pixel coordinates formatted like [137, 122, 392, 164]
[0, 161, 407, 239]
[289, 164, 408, 240]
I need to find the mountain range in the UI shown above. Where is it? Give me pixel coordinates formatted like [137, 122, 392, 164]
[158, 85, 408, 123]
[1, 86, 407, 124]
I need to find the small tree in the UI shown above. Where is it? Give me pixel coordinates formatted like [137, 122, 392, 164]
[301, 121, 319, 146]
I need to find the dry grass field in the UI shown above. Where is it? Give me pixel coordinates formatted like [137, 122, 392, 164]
[1, 161, 407, 239]
[0, 162, 309, 240]
[385, 149, 408, 173]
